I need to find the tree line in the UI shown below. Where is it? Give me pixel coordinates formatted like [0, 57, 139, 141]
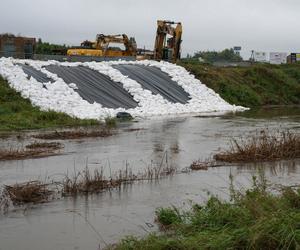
[187, 48, 243, 63]
[35, 38, 70, 55]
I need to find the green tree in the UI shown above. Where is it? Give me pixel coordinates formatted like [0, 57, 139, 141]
[35, 39, 69, 55]
[194, 48, 242, 63]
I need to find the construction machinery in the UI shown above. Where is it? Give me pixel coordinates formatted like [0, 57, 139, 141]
[154, 20, 182, 63]
[67, 34, 137, 57]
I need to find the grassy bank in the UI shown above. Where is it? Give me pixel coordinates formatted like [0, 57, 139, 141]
[0, 76, 100, 131]
[1, 62, 300, 131]
[179, 61, 300, 107]
[113, 177, 300, 250]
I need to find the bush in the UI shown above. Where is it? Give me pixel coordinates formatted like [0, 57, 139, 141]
[113, 177, 300, 250]
[215, 130, 300, 163]
[155, 207, 182, 226]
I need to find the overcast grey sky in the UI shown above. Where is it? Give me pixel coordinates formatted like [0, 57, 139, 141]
[1, 0, 300, 58]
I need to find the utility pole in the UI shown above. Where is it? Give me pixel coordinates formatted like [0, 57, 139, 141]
[250, 50, 255, 64]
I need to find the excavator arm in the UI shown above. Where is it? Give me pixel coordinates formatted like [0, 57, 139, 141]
[95, 34, 137, 56]
[67, 33, 137, 58]
[154, 20, 182, 63]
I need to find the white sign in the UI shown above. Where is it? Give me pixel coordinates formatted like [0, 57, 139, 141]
[270, 52, 287, 64]
[254, 52, 267, 62]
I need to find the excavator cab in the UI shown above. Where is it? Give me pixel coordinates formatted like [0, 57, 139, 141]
[80, 40, 94, 49]
[154, 20, 182, 63]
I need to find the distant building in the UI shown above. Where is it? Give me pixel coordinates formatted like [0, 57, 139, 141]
[253, 51, 267, 62]
[0, 34, 36, 59]
[287, 53, 300, 64]
[233, 46, 241, 56]
[269, 52, 287, 64]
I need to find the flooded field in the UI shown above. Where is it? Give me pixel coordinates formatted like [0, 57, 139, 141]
[1, 107, 300, 250]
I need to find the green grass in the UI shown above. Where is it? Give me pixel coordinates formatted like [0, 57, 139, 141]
[112, 177, 300, 250]
[105, 116, 117, 128]
[0, 76, 100, 131]
[179, 61, 300, 107]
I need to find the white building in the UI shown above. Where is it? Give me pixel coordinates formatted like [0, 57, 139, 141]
[253, 52, 267, 62]
[269, 52, 287, 64]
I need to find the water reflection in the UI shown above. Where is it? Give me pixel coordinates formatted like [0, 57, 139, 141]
[1, 107, 300, 249]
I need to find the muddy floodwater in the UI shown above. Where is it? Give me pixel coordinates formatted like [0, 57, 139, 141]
[1, 107, 300, 250]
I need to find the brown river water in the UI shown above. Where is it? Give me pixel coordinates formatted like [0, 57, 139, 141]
[0, 107, 300, 250]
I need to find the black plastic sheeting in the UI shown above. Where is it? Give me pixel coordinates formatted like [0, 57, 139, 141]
[17, 63, 190, 109]
[113, 64, 190, 104]
[45, 65, 138, 109]
[18, 64, 54, 83]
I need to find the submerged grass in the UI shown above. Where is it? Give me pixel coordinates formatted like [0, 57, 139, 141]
[112, 177, 300, 250]
[215, 130, 300, 163]
[190, 159, 222, 170]
[0, 76, 100, 131]
[0, 147, 60, 161]
[33, 128, 113, 140]
[0, 152, 177, 210]
[63, 158, 177, 196]
[0, 141, 63, 161]
[25, 141, 63, 150]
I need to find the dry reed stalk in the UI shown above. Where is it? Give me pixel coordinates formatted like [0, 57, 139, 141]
[4, 181, 53, 205]
[62, 153, 177, 196]
[62, 167, 122, 196]
[215, 130, 300, 163]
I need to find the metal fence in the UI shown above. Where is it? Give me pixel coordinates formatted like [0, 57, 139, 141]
[0, 51, 34, 59]
[33, 54, 136, 62]
[0, 51, 136, 62]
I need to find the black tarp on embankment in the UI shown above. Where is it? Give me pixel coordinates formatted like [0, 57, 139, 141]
[18, 64, 54, 83]
[45, 65, 138, 109]
[18, 63, 191, 109]
[113, 64, 191, 104]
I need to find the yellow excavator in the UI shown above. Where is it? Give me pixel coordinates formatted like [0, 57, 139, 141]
[154, 20, 182, 63]
[67, 34, 137, 57]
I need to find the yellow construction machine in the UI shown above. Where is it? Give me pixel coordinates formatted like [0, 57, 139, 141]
[67, 34, 137, 57]
[154, 20, 182, 63]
